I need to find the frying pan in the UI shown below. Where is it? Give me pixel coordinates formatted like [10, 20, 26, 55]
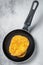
[3, 1, 39, 62]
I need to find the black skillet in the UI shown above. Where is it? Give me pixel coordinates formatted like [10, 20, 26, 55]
[3, 1, 39, 62]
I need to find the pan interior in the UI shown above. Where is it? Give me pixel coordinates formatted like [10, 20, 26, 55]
[3, 29, 35, 62]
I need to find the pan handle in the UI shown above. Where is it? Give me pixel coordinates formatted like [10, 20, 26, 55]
[23, 0, 39, 31]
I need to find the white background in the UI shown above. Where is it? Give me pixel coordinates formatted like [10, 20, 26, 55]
[0, 0, 43, 65]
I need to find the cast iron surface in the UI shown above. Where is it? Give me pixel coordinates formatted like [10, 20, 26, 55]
[3, 29, 35, 62]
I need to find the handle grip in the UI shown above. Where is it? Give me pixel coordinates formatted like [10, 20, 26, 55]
[23, 0, 39, 31]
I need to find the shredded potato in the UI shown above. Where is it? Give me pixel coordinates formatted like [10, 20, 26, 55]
[9, 35, 30, 58]
[17, 51, 27, 58]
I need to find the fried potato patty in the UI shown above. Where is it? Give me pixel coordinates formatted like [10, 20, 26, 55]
[9, 35, 30, 57]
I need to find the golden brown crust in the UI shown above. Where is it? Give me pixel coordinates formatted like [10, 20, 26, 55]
[9, 35, 30, 57]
